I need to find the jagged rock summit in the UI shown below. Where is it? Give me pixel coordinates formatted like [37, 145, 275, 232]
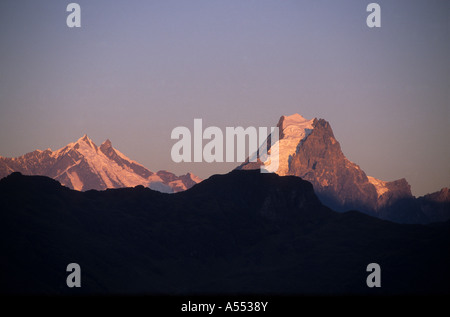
[239, 114, 449, 223]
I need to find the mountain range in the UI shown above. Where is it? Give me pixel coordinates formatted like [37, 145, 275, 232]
[1, 170, 449, 295]
[239, 114, 449, 224]
[0, 134, 201, 193]
[1, 114, 449, 295]
[0, 114, 448, 224]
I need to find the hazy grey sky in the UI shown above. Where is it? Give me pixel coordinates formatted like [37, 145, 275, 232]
[0, 0, 448, 196]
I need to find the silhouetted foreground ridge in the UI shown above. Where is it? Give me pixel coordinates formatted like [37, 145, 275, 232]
[1, 171, 449, 294]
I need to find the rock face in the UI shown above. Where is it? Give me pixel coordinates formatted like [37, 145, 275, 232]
[0, 135, 201, 193]
[288, 118, 381, 213]
[239, 114, 446, 223]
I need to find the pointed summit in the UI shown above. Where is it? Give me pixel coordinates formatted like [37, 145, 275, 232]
[101, 139, 112, 148]
[74, 134, 96, 147]
[79, 134, 90, 142]
[99, 138, 115, 158]
[69, 134, 99, 153]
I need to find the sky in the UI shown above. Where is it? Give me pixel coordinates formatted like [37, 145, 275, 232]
[0, 0, 448, 196]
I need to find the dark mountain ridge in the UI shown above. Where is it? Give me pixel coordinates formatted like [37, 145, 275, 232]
[0, 171, 449, 295]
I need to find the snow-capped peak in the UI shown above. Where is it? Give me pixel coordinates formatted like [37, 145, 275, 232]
[279, 113, 310, 128]
[278, 114, 315, 139]
[56, 134, 97, 156]
[0, 135, 202, 193]
[75, 134, 96, 149]
[76, 134, 90, 143]
[263, 114, 315, 175]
